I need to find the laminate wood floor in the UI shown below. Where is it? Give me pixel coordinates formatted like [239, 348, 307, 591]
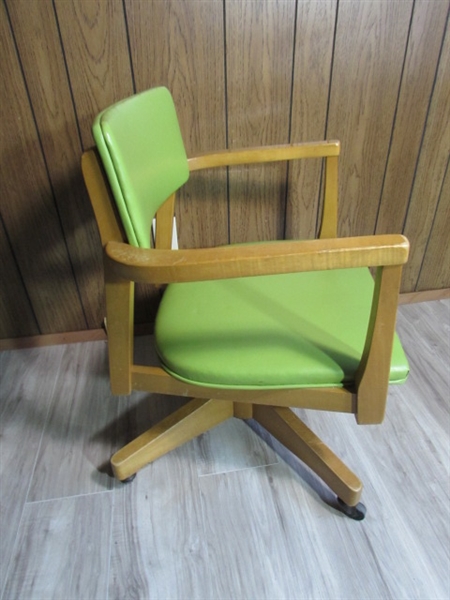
[0, 300, 449, 600]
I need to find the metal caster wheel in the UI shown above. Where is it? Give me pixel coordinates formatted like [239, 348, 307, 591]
[120, 473, 136, 484]
[337, 498, 367, 520]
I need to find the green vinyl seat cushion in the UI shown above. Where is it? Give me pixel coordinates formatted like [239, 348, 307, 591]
[154, 266, 409, 390]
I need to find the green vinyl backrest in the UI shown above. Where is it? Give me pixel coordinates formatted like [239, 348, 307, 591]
[92, 87, 189, 248]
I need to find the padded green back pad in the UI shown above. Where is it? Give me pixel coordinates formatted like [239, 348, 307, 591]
[93, 87, 189, 248]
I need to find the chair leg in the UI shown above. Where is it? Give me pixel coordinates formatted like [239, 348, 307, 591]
[111, 398, 233, 481]
[253, 405, 363, 507]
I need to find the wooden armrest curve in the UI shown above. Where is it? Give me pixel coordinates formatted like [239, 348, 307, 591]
[105, 235, 409, 284]
[187, 140, 340, 171]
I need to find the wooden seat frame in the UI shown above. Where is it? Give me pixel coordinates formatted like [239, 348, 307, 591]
[82, 140, 409, 509]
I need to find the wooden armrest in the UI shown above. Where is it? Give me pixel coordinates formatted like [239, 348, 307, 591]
[104, 235, 409, 284]
[187, 140, 340, 171]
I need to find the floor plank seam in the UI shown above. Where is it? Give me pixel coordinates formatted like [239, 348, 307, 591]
[23, 488, 116, 506]
[0, 352, 65, 600]
[1, 300, 449, 600]
[197, 460, 281, 479]
[104, 484, 116, 600]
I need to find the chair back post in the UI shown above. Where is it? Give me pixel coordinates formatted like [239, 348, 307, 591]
[82, 148, 134, 395]
[81, 150, 126, 246]
[155, 192, 176, 249]
[319, 155, 338, 239]
[355, 264, 404, 424]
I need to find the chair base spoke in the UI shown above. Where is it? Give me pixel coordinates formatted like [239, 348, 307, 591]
[110, 400, 365, 517]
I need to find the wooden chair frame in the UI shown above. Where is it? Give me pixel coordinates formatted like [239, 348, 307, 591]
[82, 140, 409, 511]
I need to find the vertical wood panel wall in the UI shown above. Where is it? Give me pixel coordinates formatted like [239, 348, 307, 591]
[1, 0, 449, 340]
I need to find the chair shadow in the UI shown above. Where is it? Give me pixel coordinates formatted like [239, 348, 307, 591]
[245, 418, 344, 515]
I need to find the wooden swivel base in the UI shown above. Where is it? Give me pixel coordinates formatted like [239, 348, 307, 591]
[111, 399, 365, 519]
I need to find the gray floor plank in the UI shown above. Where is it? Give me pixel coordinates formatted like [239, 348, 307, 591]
[0, 299, 448, 600]
[108, 389, 209, 600]
[0, 346, 64, 589]
[2, 493, 113, 600]
[109, 446, 209, 600]
[27, 341, 121, 501]
[194, 417, 279, 476]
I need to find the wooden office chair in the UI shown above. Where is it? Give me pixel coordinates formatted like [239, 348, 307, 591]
[81, 87, 409, 520]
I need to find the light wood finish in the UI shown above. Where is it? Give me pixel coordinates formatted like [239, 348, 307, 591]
[319, 156, 338, 239]
[253, 405, 362, 506]
[233, 402, 254, 420]
[355, 265, 404, 424]
[188, 141, 340, 245]
[80, 139, 409, 510]
[104, 275, 134, 395]
[111, 398, 234, 481]
[131, 365, 355, 413]
[155, 193, 176, 250]
[104, 234, 409, 284]
[187, 141, 340, 171]
[81, 150, 126, 247]
[0, 300, 448, 599]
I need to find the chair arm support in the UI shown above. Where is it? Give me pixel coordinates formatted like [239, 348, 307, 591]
[355, 264, 405, 425]
[187, 140, 340, 171]
[104, 235, 409, 284]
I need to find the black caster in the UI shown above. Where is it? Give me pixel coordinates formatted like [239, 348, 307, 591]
[120, 473, 136, 484]
[337, 498, 367, 520]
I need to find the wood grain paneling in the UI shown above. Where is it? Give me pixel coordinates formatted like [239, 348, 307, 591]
[125, 0, 228, 249]
[0, 0, 449, 339]
[417, 161, 450, 291]
[7, 0, 104, 329]
[402, 21, 450, 291]
[226, 0, 296, 243]
[326, 0, 413, 237]
[286, 0, 337, 240]
[54, 0, 134, 149]
[0, 1, 86, 334]
[376, 0, 449, 236]
[0, 218, 39, 339]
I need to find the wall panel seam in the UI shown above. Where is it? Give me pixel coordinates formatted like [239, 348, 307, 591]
[316, 0, 339, 236]
[283, 0, 299, 239]
[0, 212, 41, 335]
[51, 0, 84, 152]
[373, 0, 416, 236]
[4, 0, 88, 330]
[223, 0, 231, 244]
[401, 6, 450, 235]
[414, 155, 450, 291]
[122, 0, 136, 95]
